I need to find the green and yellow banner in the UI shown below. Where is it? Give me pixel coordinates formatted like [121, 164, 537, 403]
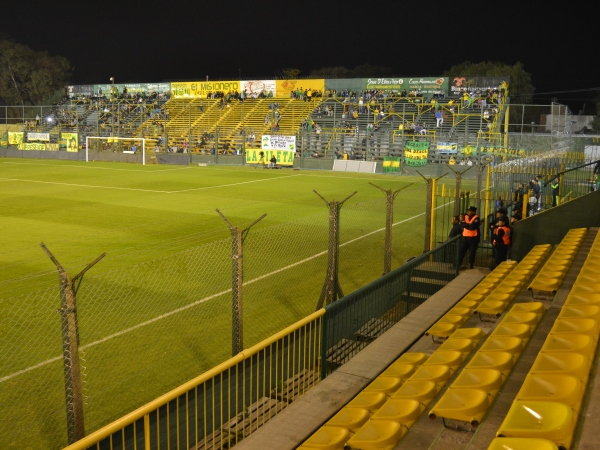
[275, 79, 324, 98]
[383, 157, 401, 173]
[60, 133, 79, 152]
[8, 132, 24, 145]
[245, 149, 295, 166]
[404, 141, 429, 167]
[171, 80, 241, 98]
[18, 143, 46, 150]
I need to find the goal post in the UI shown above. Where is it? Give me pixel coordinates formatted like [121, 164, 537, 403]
[85, 136, 147, 165]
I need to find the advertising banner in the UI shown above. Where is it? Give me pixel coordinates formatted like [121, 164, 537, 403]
[275, 79, 325, 98]
[28, 132, 50, 142]
[449, 77, 509, 95]
[245, 149, 295, 166]
[437, 142, 458, 154]
[404, 141, 429, 166]
[363, 77, 448, 95]
[18, 143, 46, 150]
[383, 156, 401, 173]
[240, 80, 276, 97]
[8, 132, 24, 145]
[61, 133, 79, 152]
[171, 80, 241, 98]
[94, 83, 171, 96]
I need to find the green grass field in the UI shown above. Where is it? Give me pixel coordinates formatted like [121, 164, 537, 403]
[0, 158, 476, 449]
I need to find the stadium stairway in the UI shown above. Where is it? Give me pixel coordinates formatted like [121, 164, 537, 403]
[232, 228, 599, 450]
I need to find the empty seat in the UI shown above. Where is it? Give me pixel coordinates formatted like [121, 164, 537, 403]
[516, 373, 584, 411]
[557, 304, 600, 322]
[425, 322, 457, 339]
[448, 327, 485, 343]
[380, 362, 415, 380]
[477, 300, 511, 316]
[510, 302, 546, 318]
[455, 299, 479, 310]
[466, 351, 515, 375]
[451, 368, 503, 394]
[479, 336, 524, 355]
[396, 352, 428, 366]
[550, 318, 599, 340]
[363, 376, 404, 395]
[541, 333, 597, 356]
[570, 283, 600, 295]
[447, 307, 474, 318]
[390, 380, 438, 403]
[436, 338, 474, 356]
[301, 425, 350, 450]
[502, 312, 540, 327]
[496, 400, 575, 450]
[488, 437, 559, 450]
[371, 398, 422, 424]
[346, 419, 405, 450]
[410, 364, 453, 385]
[491, 323, 532, 341]
[346, 392, 388, 412]
[428, 388, 491, 426]
[421, 351, 464, 372]
[326, 407, 370, 431]
[529, 352, 592, 381]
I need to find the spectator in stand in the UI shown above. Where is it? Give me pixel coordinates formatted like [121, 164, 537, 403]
[449, 215, 462, 239]
[459, 206, 481, 269]
[491, 216, 510, 268]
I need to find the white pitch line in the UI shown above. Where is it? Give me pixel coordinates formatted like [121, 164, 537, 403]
[0, 173, 303, 194]
[0, 199, 454, 383]
[2, 161, 192, 172]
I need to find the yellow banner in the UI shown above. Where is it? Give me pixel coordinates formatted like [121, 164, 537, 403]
[275, 79, 325, 98]
[245, 149, 295, 166]
[8, 132, 24, 145]
[61, 133, 79, 152]
[171, 80, 241, 98]
[18, 143, 46, 150]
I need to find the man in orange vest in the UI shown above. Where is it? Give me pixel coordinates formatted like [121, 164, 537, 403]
[491, 216, 510, 269]
[459, 206, 481, 269]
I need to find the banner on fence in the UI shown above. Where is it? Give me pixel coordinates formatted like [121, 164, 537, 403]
[437, 142, 458, 154]
[8, 132, 24, 145]
[18, 143, 47, 150]
[60, 133, 79, 152]
[383, 156, 401, 173]
[261, 135, 295, 151]
[27, 132, 50, 142]
[245, 149, 295, 166]
[404, 141, 429, 166]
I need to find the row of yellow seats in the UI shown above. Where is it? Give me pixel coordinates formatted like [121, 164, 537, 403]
[493, 231, 600, 450]
[527, 228, 587, 294]
[475, 244, 552, 317]
[299, 327, 486, 450]
[425, 261, 519, 339]
[429, 300, 546, 427]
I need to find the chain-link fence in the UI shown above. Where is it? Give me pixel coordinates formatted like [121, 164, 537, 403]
[0, 186, 427, 449]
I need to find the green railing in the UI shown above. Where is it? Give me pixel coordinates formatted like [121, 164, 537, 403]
[320, 236, 461, 378]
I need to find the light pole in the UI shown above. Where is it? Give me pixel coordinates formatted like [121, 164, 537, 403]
[109, 77, 115, 138]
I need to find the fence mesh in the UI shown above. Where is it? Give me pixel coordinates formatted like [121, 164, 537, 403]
[0, 190, 426, 449]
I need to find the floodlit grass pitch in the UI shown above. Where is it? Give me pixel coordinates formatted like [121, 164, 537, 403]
[0, 158, 475, 448]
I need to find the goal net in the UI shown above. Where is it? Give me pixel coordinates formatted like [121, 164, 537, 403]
[85, 136, 149, 165]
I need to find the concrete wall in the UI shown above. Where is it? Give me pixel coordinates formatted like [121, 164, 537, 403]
[511, 190, 600, 259]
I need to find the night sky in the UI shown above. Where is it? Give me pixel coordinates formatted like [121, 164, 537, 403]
[3, 0, 597, 112]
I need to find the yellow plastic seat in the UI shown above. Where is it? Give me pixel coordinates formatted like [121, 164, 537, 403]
[476, 300, 511, 316]
[371, 398, 422, 424]
[466, 351, 514, 374]
[450, 368, 503, 394]
[346, 392, 388, 412]
[436, 338, 474, 356]
[447, 307, 473, 318]
[346, 419, 405, 450]
[510, 302, 546, 317]
[455, 299, 479, 311]
[438, 314, 467, 325]
[421, 351, 464, 371]
[470, 286, 493, 297]
[428, 388, 491, 426]
[363, 376, 404, 395]
[484, 292, 513, 304]
[570, 283, 600, 295]
[380, 362, 415, 380]
[516, 373, 584, 410]
[550, 318, 599, 340]
[530, 352, 592, 381]
[541, 333, 597, 356]
[479, 336, 524, 355]
[488, 437, 559, 450]
[301, 425, 350, 450]
[410, 364, 453, 385]
[528, 273, 565, 293]
[396, 352, 428, 366]
[461, 293, 487, 303]
[496, 400, 575, 449]
[557, 304, 600, 322]
[497, 279, 525, 290]
[448, 327, 485, 344]
[425, 322, 457, 339]
[390, 380, 438, 403]
[565, 292, 600, 306]
[502, 311, 540, 327]
[491, 323, 532, 341]
[326, 407, 370, 431]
